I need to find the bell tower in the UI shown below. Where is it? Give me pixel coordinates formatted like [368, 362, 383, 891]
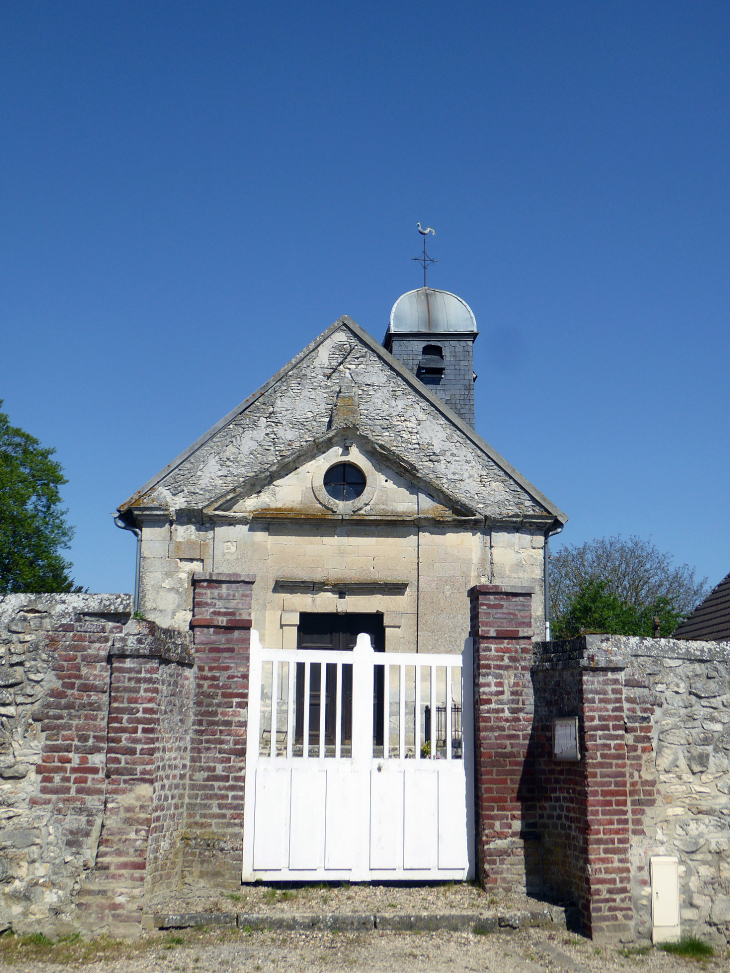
[383, 287, 479, 427]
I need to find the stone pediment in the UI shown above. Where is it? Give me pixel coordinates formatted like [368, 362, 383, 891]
[118, 317, 566, 529]
[206, 431, 478, 523]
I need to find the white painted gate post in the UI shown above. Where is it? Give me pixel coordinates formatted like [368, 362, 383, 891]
[351, 633, 374, 880]
[242, 629, 262, 880]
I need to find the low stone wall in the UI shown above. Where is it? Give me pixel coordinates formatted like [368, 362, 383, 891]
[0, 593, 194, 937]
[622, 637, 730, 945]
[0, 594, 130, 933]
[533, 635, 730, 946]
[4, 588, 728, 945]
[0, 579, 252, 939]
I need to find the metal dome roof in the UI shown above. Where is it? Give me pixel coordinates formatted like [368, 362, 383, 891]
[388, 287, 477, 334]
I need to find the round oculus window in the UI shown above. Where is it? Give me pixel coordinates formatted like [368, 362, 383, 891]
[323, 462, 366, 502]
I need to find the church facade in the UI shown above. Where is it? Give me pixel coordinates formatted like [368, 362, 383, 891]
[116, 288, 567, 656]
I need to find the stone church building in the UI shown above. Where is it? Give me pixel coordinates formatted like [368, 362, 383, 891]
[2, 286, 730, 947]
[116, 286, 566, 652]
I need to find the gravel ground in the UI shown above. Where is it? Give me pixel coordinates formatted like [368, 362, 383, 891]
[148, 880, 549, 917]
[0, 925, 727, 973]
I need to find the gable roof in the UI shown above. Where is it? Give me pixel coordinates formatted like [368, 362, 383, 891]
[117, 316, 567, 528]
[673, 570, 730, 641]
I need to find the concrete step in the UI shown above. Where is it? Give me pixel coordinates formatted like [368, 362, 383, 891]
[153, 905, 570, 934]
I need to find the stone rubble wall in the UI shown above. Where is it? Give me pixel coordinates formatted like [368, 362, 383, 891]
[622, 638, 730, 946]
[0, 594, 192, 937]
[533, 635, 730, 946]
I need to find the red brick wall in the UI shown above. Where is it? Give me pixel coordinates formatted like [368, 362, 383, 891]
[183, 573, 254, 887]
[532, 668, 589, 910]
[33, 619, 119, 859]
[532, 639, 635, 941]
[468, 585, 535, 891]
[87, 647, 160, 929]
[580, 669, 633, 939]
[621, 664, 659, 940]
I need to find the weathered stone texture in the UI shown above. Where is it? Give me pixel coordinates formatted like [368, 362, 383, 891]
[533, 635, 730, 946]
[135, 326, 546, 521]
[0, 594, 191, 937]
[122, 322, 558, 639]
[0, 595, 129, 933]
[623, 639, 730, 947]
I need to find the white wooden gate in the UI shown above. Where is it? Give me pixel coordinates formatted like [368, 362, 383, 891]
[243, 631, 474, 882]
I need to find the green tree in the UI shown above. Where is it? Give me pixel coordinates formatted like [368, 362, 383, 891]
[551, 579, 686, 639]
[549, 534, 708, 637]
[0, 402, 76, 593]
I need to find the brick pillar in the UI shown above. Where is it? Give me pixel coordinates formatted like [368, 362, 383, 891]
[468, 585, 535, 891]
[580, 668, 633, 941]
[184, 572, 254, 887]
[34, 618, 117, 839]
[75, 620, 163, 934]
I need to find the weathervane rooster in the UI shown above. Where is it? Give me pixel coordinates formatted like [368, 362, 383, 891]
[413, 223, 437, 286]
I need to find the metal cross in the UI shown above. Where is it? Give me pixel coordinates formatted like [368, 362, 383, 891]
[413, 223, 436, 287]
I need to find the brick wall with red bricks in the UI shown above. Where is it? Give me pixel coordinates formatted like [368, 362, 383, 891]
[24, 606, 195, 935]
[34, 617, 119, 867]
[532, 638, 635, 941]
[531, 667, 589, 912]
[619, 660, 660, 943]
[76, 643, 161, 932]
[468, 584, 536, 892]
[580, 667, 633, 940]
[182, 573, 254, 888]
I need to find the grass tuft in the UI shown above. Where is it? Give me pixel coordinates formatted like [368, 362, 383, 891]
[21, 932, 54, 948]
[658, 936, 714, 958]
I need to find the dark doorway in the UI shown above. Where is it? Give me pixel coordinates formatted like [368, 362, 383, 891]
[297, 612, 385, 652]
[295, 613, 386, 755]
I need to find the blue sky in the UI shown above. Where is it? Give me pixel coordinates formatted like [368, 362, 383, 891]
[1, 1, 728, 594]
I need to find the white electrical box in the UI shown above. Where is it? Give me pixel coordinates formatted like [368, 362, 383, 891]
[651, 856, 680, 943]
